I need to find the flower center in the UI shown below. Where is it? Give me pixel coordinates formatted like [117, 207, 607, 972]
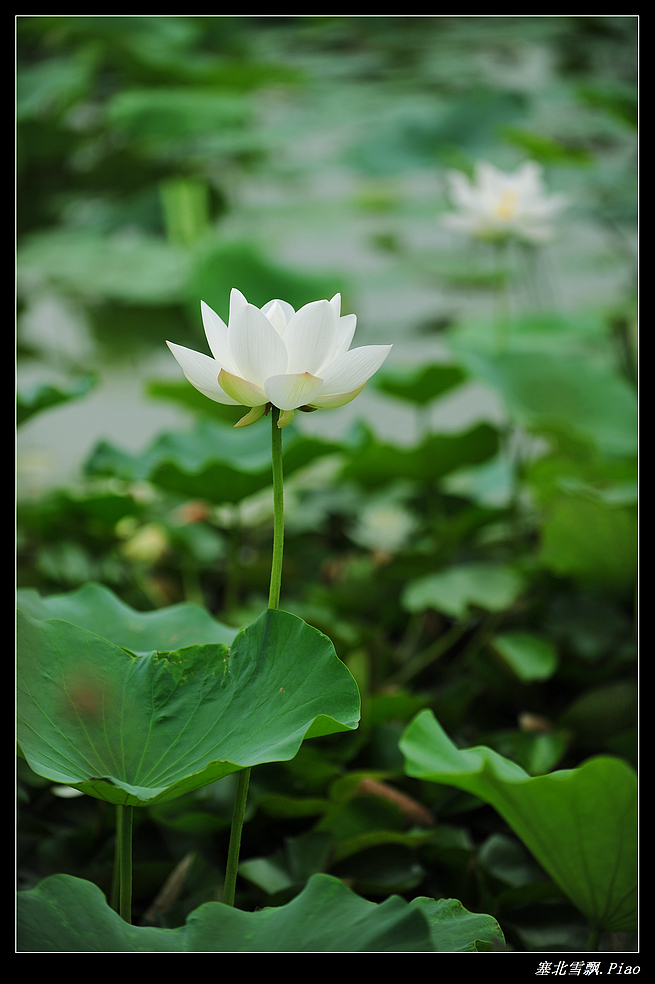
[494, 189, 519, 222]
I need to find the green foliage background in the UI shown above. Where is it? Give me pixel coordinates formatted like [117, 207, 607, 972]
[17, 16, 637, 953]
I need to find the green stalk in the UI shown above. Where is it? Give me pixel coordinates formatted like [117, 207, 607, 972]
[492, 239, 511, 351]
[222, 406, 285, 907]
[268, 407, 285, 612]
[222, 767, 251, 907]
[115, 804, 133, 923]
[388, 619, 470, 687]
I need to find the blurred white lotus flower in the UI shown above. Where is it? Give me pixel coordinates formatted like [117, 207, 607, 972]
[167, 289, 392, 428]
[444, 161, 567, 245]
[119, 522, 169, 564]
[349, 500, 417, 555]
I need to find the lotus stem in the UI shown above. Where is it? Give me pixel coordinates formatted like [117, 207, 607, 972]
[116, 803, 133, 924]
[223, 406, 285, 907]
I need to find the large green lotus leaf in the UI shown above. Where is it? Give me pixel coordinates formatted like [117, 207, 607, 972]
[85, 417, 342, 504]
[403, 562, 526, 619]
[375, 362, 468, 407]
[106, 87, 253, 144]
[16, 582, 237, 651]
[400, 710, 637, 933]
[17, 872, 504, 952]
[186, 238, 343, 319]
[340, 423, 499, 488]
[456, 349, 637, 456]
[18, 229, 191, 305]
[17, 372, 97, 426]
[490, 631, 559, 682]
[348, 89, 524, 176]
[17, 608, 360, 806]
[449, 311, 610, 357]
[538, 494, 637, 593]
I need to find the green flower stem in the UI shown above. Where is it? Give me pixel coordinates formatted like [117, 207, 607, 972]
[268, 406, 285, 612]
[492, 239, 510, 350]
[223, 406, 285, 907]
[115, 804, 133, 923]
[388, 620, 469, 687]
[222, 767, 251, 907]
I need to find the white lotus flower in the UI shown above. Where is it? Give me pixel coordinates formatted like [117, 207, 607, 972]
[349, 500, 418, 554]
[167, 289, 392, 428]
[443, 161, 567, 245]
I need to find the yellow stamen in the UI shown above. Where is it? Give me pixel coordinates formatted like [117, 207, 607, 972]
[494, 189, 519, 221]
